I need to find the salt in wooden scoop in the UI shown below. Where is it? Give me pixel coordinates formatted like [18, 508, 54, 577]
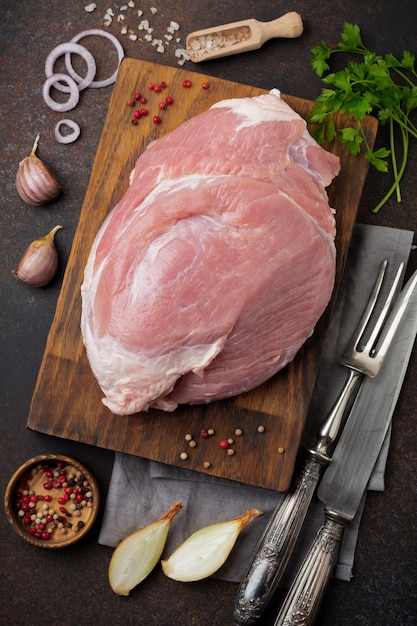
[186, 12, 303, 62]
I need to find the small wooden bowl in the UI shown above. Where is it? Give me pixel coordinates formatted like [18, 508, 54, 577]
[4, 454, 100, 549]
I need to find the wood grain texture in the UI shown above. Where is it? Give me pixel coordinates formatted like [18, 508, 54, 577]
[26, 59, 377, 491]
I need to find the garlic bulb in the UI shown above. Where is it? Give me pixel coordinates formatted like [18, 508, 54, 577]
[108, 501, 183, 596]
[12, 225, 62, 287]
[16, 134, 61, 205]
[161, 507, 262, 582]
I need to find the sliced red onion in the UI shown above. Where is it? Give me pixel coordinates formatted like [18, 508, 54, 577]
[45, 42, 96, 92]
[42, 73, 80, 112]
[54, 119, 81, 144]
[67, 29, 124, 88]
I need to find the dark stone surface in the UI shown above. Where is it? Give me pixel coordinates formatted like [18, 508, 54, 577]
[1, 1, 416, 624]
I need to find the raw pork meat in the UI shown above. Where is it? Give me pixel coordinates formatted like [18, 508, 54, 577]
[81, 89, 340, 415]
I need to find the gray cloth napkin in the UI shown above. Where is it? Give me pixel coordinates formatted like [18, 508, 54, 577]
[98, 224, 414, 585]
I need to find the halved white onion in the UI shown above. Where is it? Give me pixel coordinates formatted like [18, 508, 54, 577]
[54, 119, 81, 144]
[42, 73, 80, 112]
[67, 29, 124, 88]
[45, 42, 96, 92]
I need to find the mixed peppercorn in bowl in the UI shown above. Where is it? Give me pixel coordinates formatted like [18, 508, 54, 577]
[4, 454, 100, 548]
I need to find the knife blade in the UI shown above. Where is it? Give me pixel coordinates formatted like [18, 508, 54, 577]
[273, 268, 417, 626]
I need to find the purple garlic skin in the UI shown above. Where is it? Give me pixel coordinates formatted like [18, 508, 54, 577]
[16, 134, 60, 206]
[12, 225, 62, 287]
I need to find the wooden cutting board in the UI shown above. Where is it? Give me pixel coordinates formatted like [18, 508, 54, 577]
[27, 59, 377, 491]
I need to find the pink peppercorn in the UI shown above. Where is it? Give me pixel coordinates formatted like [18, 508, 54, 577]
[140, 107, 148, 116]
[219, 439, 229, 449]
[201, 429, 209, 439]
[202, 82, 209, 89]
[133, 110, 141, 120]
[158, 102, 166, 110]
[165, 96, 174, 105]
[133, 92, 141, 100]
[154, 84, 162, 93]
[127, 98, 135, 107]
[152, 115, 161, 124]
[182, 79, 192, 88]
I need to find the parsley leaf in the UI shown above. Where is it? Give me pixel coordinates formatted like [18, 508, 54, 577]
[309, 22, 417, 212]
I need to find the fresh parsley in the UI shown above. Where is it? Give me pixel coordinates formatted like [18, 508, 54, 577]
[309, 22, 417, 212]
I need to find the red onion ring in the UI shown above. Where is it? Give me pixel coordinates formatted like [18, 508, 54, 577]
[54, 119, 81, 144]
[45, 42, 96, 92]
[67, 29, 124, 88]
[42, 73, 80, 112]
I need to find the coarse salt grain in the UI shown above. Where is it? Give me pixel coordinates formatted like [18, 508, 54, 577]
[187, 26, 251, 59]
[84, 2, 97, 12]
[150, 6, 158, 14]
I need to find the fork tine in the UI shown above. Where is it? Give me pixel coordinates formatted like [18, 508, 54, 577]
[366, 261, 404, 353]
[340, 260, 405, 376]
[372, 269, 417, 368]
[342, 259, 388, 358]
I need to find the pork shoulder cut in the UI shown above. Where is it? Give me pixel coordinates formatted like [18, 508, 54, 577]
[81, 89, 340, 415]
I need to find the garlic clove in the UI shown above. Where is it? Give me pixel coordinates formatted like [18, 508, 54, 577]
[108, 500, 183, 596]
[16, 134, 61, 206]
[161, 507, 262, 582]
[12, 225, 62, 287]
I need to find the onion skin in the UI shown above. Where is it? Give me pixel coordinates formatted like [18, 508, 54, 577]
[108, 501, 183, 596]
[12, 225, 62, 287]
[16, 134, 61, 206]
[161, 507, 263, 582]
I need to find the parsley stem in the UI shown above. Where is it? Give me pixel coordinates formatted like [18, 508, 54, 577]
[389, 117, 401, 203]
[373, 124, 408, 212]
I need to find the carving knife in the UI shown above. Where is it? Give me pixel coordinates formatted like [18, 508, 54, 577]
[273, 268, 417, 626]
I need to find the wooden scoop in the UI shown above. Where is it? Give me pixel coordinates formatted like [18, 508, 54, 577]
[186, 12, 303, 63]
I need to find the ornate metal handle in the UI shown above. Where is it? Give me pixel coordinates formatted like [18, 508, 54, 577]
[233, 456, 324, 625]
[273, 514, 346, 626]
[233, 370, 361, 626]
